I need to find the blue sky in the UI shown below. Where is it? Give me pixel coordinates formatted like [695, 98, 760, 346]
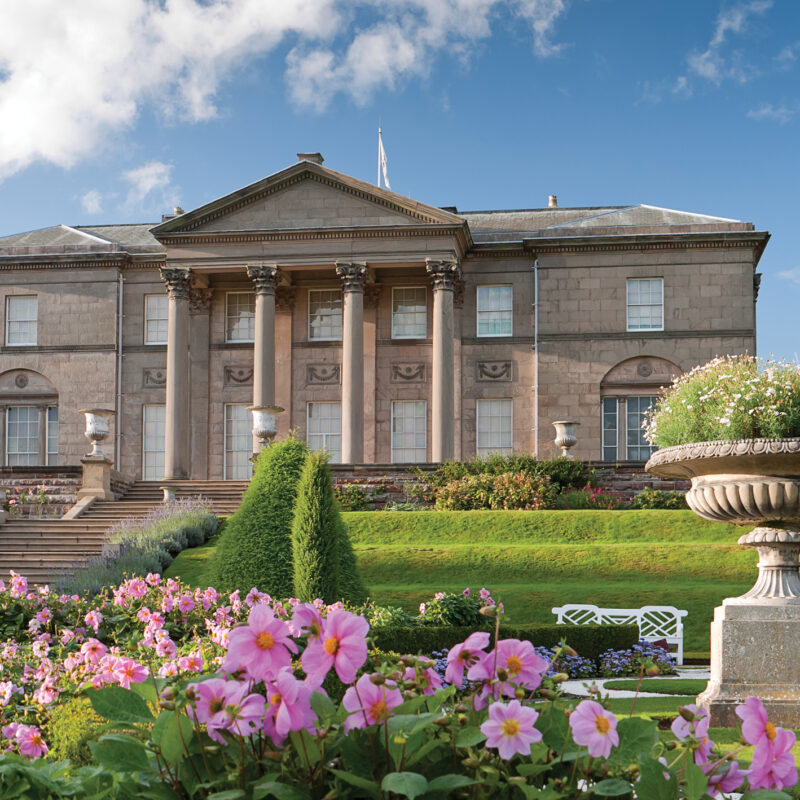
[0, 0, 797, 358]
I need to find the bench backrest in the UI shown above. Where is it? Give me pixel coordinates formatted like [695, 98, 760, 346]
[551, 603, 688, 664]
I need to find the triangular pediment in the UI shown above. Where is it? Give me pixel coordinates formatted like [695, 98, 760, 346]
[151, 162, 466, 237]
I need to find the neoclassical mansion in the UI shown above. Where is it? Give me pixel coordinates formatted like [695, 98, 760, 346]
[0, 154, 768, 480]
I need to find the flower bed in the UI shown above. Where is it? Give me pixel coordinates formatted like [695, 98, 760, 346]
[0, 570, 793, 798]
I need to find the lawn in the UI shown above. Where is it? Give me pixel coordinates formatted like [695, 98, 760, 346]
[603, 678, 709, 695]
[166, 509, 753, 652]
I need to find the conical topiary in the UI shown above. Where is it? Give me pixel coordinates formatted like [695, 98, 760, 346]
[211, 435, 309, 596]
[290, 451, 341, 604]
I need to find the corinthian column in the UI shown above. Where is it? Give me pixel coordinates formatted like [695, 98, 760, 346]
[247, 265, 279, 451]
[335, 262, 367, 464]
[160, 267, 192, 479]
[426, 258, 461, 462]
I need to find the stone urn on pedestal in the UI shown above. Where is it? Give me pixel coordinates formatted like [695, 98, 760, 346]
[552, 420, 580, 459]
[647, 438, 800, 727]
[248, 406, 284, 455]
[77, 408, 116, 501]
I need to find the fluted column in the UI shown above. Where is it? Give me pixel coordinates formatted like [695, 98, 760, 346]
[426, 258, 461, 462]
[336, 262, 367, 464]
[247, 264, 279, 452]
[160, 268, 192, 479]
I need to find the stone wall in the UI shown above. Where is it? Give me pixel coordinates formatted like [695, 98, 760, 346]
[592, 463, 690, 501]
[0, 466, 82, 518]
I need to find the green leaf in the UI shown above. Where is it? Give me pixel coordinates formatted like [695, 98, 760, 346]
[534, 703, 570, 751]
[253, 781, 312, 800]
[151, 710, 195, 764]
[340, 734, 375, 778]
[455, 726, 486, 747]
[381, 772, 429, 799]
[592, 778, 633, 797]
[208, 791, 246, 800]
[741, 792, 793, 800]
[403, 737, 445, 768]
[636, 757, 677, 800]
[613, 717, 658, 762]
[388, 713, 438, 738]
[685, 761, 708, 800]
[289, 730, 321, 766]
[309, 690, 335, 720]
[516, 763, 552, 778]
[329, 768, 380, 799]
[393, 695, 429, 715]
[89, 735, 150, 773]
[88, 686, 154, 724]
[130, 681, 159, 705]
[427, 774, 477, 792]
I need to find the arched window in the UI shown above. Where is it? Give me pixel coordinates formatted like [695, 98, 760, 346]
[599, 357, 681, 462]
[0, 370, 58, 466]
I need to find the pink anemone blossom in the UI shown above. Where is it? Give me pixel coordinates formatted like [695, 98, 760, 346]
[342, 674, 403, 731]
[706, 761, 746, 798]
[445, 631, 490, 688]
[221, 681, 266, 739]
[301, 610, 368, 685]
[113, 657, 148, 689]
[264, 668, 318, 743]
[15, 725, 48, 759]
[468, 639, 549, 696]
[224, 604, 297, 682]
[671, 704, 713, 765]
[480, 699, 541, 759]
[569, 700, 619, 758]
[403, 665, 443, 695]
[290, 603, 324, 640]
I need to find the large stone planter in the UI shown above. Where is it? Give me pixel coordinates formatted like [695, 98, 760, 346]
[647, 438, 800, 727]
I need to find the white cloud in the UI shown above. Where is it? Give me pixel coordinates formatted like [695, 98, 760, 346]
[123, 161, 179, 212]
[775, 42, 799, 69]
[684, 1, 771, 85]
[0, 0, 571, 181]
[747, 102, 799, 123]
[779, 268, 800, 285]
[81, 190, 103, 214]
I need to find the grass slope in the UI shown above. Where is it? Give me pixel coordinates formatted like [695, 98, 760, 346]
[166, 509, 752, 652]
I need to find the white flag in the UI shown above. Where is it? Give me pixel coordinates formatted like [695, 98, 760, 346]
[378, 129, 391, 190]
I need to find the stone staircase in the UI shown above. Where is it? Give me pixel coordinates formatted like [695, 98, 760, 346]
[0, 480, 249, 586]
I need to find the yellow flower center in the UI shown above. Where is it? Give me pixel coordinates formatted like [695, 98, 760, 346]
[255, 631, 275, 651]
[324, 636, 340, 656]
[269, 693, 282, 707]
[766, 722, 777, 741]
[370, 700, 388, 722]
[502, 719, 521, 737]
[209, 698, 225, 713]
[595, 716, 611, 735]
[458, 649, 471, 662]
[506, 656, 523, 674]
[31, 734, 43, 747]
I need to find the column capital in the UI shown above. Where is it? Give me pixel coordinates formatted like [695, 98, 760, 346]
[335, 262, 368, 293]
[189, 288, 213, 315]
[246, 264, 280, 295]
[160, 268, 192, 300]
[426, 258, 461, 291]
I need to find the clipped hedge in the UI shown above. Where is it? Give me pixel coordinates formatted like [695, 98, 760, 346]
[370, 623, 638, 661]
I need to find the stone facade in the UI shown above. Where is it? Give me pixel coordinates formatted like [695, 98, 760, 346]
[0, 156, 768, 480]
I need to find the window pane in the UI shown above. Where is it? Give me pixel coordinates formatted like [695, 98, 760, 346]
[7, 406, 40, 466]
[144, 295, 168, 344]
[392, 401, 427, 462]
[307, 402, 342, 463]
[392, 288, 426, 338]
[142, 405, 166, 480]
[602, 397, 618, 461]
[225, 404, 253, 480]
[6, 296, 37, 345]
[627, 279, 663, 330]
[626, 396, 657, 461]
[477, 286, 512, 337]
[46, 406, 58, 466]
[226, 293, 256, 342]
[309, 290, 343, 340]
[476, 399, 513, 457]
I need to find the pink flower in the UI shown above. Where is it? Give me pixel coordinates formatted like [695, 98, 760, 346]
[301, 610, 368, 685]
[15, 725, 47, 759]
[445, 632, 490, 688]
[481, 700, 541, 759]
[113, 658, 148, 689]
[671, 704, 713, 765]
[177, 653, 204, 673]
[224, 604, 297, 682]
[403, 666, 442, 695]
[342, 674, 403, 731]
[706, 761, 746, 798]
[462, 588, 471, 596]
[749, 727, 798, 790]
[84, 610, 103, 634]
[264, 668, 318, 743]
[569, 700, 619, 758]
[156, 638, 177, 659]
[188, 678, 233, 742]
[80, 638, 107, 665]
[290, 603, 323, 640]
[736, 696, 776, 747]
[221, 681, 266, 739]
[177, 594, 195, 614]
[470, 639, 548, 695]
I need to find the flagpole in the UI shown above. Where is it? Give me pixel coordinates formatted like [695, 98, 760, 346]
[377, 124, 381, 187]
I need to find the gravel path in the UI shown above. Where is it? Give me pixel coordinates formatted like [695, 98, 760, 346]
[561, 667, 711, 699]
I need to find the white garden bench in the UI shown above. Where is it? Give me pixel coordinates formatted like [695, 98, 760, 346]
[550, 604, 688, 665]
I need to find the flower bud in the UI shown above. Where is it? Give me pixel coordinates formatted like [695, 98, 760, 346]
[203, 746, 220, 754]
[588, 684, 600, 695]
[552, 673, 569, 684]
[316, 729, 328, 739]
[265, 750, 283, 761]
[665, 740, 678, 750]
[646, 665, 660, 677]
[184, 687, 196, 701]
[369, 673, 385, 685]
[400, 656, 416, 668]
[321, 791, 339, 800]
[677, 706, 695, 722]
[514, 688, 526, 700]
[158, 700, 175, 710]
[562, 645, 578, 658]
[479, 606, 496, 618]
[496, 668, 508, 682]
[458, 714, 469, 726]
[161, 686, 175, 701]
[538, 688, 555, 700]
[455, 703, 469, 713]
[434, 717, 451, 727]
[461, 757, 479, 769]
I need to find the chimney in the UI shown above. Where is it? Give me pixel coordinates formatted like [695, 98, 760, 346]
[548, 195, 558, 208]
[297, 152, 324, 165]
[173, 206, 184, 215]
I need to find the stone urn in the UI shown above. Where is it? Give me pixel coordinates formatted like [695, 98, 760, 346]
[248, 406, 284, 450]
[552, 420, 580, 459]
[647, 438, 800, 726]
[79, 408, 115, 459]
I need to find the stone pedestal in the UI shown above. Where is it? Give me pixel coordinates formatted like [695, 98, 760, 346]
[700, 602, 800, 728]
[78, 456, 115, 501]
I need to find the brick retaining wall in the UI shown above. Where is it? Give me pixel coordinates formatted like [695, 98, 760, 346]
[0, 466, 82, 518]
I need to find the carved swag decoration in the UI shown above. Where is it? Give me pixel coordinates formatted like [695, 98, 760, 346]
[391, 363, 426, 383]
[224, 366, 254, 386]
[143, 369, 167, 388]
[477, 361, 512, 382]
[307, 365, 341, 385]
